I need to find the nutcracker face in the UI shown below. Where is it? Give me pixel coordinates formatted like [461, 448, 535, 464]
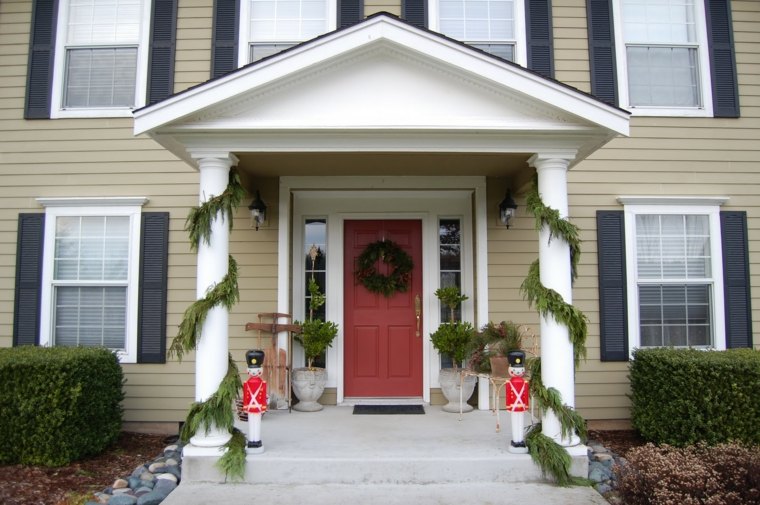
[508, 365, 525, 378]
[248, 366, 263, 378]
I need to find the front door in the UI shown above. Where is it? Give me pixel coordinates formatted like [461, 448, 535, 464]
[344, 220, 423, 397]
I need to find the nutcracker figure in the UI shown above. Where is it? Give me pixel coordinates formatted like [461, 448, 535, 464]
[505, 350, 529, 454]
[243, 349, 267, 454]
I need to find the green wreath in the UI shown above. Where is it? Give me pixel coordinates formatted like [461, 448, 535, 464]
[355, 240, 414, 297]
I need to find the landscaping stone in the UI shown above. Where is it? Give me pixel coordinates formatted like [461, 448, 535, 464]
[109, 495, 139, 505]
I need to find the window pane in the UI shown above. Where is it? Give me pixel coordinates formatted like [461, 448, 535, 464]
[53, 286, 126, 349]
[636, 214, 710, 280]
[304, 219, 327, 324]
[249, 0, 327, 45]
[637, 284, 712, 348]
[68, 0, 141, 45]
[64, 48, 137, 108]
[439, 0, 515, 44]
[54, 215, 130, 281]
[439, 219, 463, 323]
[622, 0, 696, 45]
[627, 46, 699, 107]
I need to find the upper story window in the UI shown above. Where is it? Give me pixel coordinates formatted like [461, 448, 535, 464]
[613, 0, 713, 116]
[624, 203, 726, 353]
[51, 0, 151, 118]
[241, 0, 335, 63]
[429, 0, 527, 64]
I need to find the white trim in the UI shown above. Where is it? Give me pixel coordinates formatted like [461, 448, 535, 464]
[622, 203, 726, 356]
[285, 177, 486, 404]
[37, 197, 149, 208]
[427, 0, 527, 67]
[611, 0, 714, 117]
[50, 0, 151, 119]
[617, 196, 729, 206]
[38, 204, 143, 363]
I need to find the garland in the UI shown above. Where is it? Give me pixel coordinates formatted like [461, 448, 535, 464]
[520, 177, 588, 485]
[170, 168, 247, 479]
[354, 240, 413, 297]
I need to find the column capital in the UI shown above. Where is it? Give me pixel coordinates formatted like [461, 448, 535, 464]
[528, 151, 576, 169]
[188, 151, 239, 169]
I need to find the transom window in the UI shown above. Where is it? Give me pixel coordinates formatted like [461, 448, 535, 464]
[52, 0, 150, 117]
[39, 202, 143, 362]
[624, 203, 726, 352]
[244, 0, 331, 62]
[613, 0, 712, 115]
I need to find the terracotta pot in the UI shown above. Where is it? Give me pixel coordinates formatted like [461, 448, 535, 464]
[291, 367, 327, 412]
[438, 368, 477, 413]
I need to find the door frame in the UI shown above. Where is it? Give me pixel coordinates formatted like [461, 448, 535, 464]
[283, 176, 488, 404]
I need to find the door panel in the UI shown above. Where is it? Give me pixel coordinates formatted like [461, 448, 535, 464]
[344, 220, 423, 397]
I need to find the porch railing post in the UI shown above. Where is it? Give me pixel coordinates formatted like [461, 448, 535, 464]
[529, 153, 580, 447]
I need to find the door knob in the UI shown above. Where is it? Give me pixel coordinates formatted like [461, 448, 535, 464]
[414, 295, 421, 337]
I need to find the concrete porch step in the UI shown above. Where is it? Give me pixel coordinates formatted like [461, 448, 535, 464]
[180, 406, 588, 485]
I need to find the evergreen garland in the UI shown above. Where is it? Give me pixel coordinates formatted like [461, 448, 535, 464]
[520, 177, 588, 486]
[172, 169, 248, 480]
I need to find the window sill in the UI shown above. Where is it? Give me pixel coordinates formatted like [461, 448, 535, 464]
[625, 106, 713, 118]
[51, 108, 137, 119]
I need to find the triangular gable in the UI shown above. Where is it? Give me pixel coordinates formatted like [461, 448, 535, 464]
[134, 14, 628, 164]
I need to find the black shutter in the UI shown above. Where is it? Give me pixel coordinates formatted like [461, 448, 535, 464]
[402, 0, 427, 28]
[25, 0, 58, 119]
[526, 0, 554, 78]
[597, 211, 628, 361]
[721, 211, 752, 348]
[338, 0, 363, 28]
[147, 0, 178, 105]
[586, 0, 617, 106]
[211, 0, 240, 78]
[705, 0, 739, 118]
[138, 212, 169, 363]
[13, 214, 45, 346]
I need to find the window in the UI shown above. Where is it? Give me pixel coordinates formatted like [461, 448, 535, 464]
[429, 0, 526, 64]
[51, 0, 151, 117]
[624, 203, 726, 352]
[241, 0, 335, 63]
[439, 218, 463, 368]
[38, 201, 144, 362]
[613, 0, 713, 115]
[303, 218, 327, 367]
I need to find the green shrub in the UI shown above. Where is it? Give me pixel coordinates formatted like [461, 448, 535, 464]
[0, 346, 124, 466]
[616, 442, 760, 505]
[629, 348, 760, 446]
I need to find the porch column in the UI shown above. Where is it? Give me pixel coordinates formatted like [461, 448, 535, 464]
[190, 153, 237, 448]
[529, 153, 580, 447]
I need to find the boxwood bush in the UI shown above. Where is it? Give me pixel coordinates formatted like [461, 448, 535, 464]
[630, 348, 760, 447]
[0, 346, 124, 466]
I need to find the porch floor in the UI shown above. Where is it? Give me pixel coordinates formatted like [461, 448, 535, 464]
[178, 404, 590, 482]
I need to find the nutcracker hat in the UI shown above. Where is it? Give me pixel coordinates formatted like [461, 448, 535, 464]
[246, 349, 265, 369]
[507, 350, 526, 368]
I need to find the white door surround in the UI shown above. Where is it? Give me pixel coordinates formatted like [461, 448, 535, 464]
[284, 176, 486, 404]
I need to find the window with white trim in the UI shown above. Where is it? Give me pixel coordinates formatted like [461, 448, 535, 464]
[39, 204, 143, 362]
[241, 0, 335, 63]
[613, 0, 713, 116]
[624, 204, 726, 352]
[51, 0, 150, 118]
[429, 0, 526, 64]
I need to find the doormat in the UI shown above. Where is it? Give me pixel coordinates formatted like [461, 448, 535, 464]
[353, 405, 425, 415]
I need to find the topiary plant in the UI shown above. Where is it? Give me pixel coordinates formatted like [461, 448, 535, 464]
[294, 277, 338, 369]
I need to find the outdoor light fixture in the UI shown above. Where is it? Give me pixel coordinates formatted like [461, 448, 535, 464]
[498, 190, 518, 229]
[248, 190, 267, 231]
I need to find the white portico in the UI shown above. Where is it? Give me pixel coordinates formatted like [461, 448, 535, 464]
[134, 13, 629, 451]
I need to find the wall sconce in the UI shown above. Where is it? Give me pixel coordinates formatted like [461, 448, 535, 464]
[498, 190, 518, 229]
[248, 190, 267, 231]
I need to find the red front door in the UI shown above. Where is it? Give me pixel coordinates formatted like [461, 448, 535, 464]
[344, 220, 423, 397]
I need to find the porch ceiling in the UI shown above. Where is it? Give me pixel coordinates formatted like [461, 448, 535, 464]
[133, 14, 629, 171]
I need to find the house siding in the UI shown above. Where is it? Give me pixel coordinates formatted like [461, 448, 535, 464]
[1, 0, 758, 425]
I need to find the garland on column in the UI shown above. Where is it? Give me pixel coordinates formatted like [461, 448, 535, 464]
[169, 168, 247, 480]
[519, 176, 588, 486]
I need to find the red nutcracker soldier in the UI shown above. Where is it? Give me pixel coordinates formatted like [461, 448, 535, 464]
[505, 350, 529, 454]
[243, 349, 267, 454]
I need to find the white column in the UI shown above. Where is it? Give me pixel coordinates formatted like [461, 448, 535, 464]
[190, 154, 237, 448]
[529, 153, 580, 447]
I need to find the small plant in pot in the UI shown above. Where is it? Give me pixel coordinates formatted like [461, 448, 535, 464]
[292, 276, 338, 412]
[468, 321, 524, 377]
[430, 286, 477, 413]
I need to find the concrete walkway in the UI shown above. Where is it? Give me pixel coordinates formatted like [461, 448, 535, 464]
[161, 405, 608, 504]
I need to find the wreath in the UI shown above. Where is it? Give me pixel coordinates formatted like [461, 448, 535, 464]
[355, 240, 414, 297]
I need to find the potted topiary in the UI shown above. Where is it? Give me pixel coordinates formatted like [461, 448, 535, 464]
[292, 275, 339, 412]
[468, 321, 524, 375]
[430, 286, 477, 413]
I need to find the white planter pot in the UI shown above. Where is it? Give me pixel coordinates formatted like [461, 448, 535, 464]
[439, 368, 477, 413]
[291, 367, 327, 412]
